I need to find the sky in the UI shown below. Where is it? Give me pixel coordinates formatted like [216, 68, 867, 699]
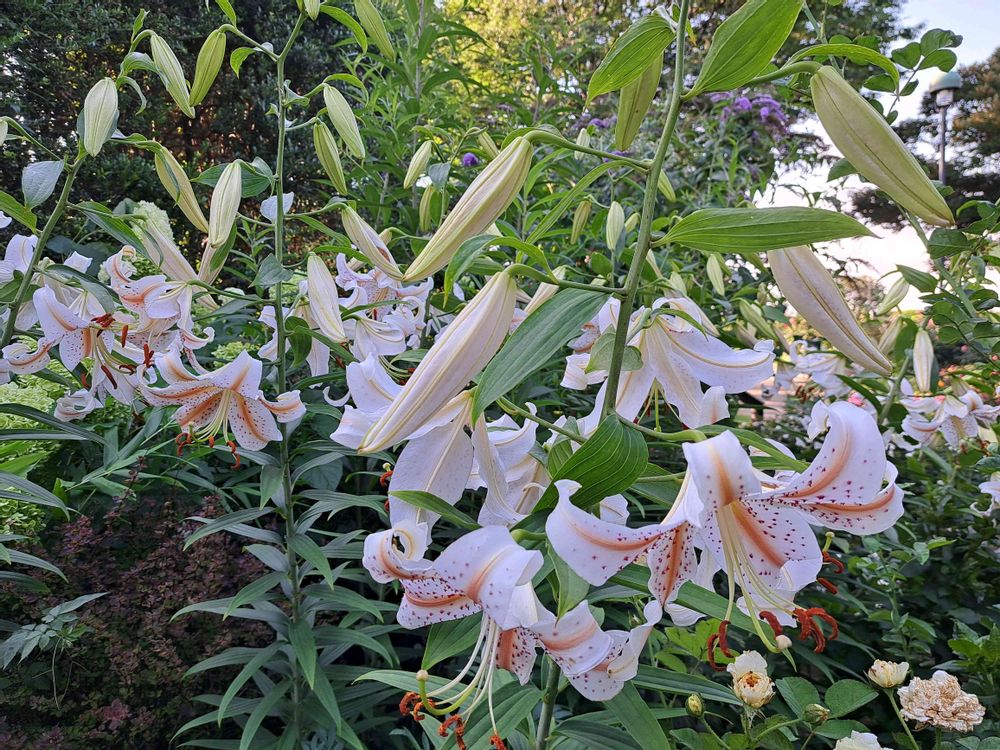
[769, 0, 996, 308]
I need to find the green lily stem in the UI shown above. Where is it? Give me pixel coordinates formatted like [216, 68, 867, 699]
[752, 718, 800, 742]
[886, 689, 921, 750]
[714, 60, 820, 93]
[497, 397, 583, 442]
[601, 0, 690, 419]
[534, 659, 561, 750]
[527, 131, 650, 171]
[271, 11, 307, 740]
[626, 417, 706, 443]
[0, 156, 85, 350]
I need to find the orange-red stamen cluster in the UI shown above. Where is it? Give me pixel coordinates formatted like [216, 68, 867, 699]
[706, 619, 733, 671]
[439, 715, 466, 750]
[490, 733, 508, 749]
[792, 607, 839, 653]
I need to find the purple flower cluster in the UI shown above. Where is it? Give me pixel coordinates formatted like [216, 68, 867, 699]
[461, 152, 479, 167]
[712, 92, 790, 133]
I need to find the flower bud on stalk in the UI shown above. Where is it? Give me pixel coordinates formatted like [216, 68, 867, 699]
[418, 184, 436, 232]
[768, 246, 892, 376]
[574, 128, 591, 160]
[867, 660, 909, 689]
[615, 57, 660, 150]
[402, 136, 533, 281]
[149, 33, 195, 118]
[312, 122, 348, 194]
[154, 146, 209, 233]
[0, 118, 8, 145]
[341, 206, 401, 278]
[190, 29, 227, 106]
[804, 704, 831, 726]
[404, 140, 433, 189]
[811, 66, 953, 227]
[323, 86, 365, 160]
[875, 275, 909, 315]
[81, 78, 118, 157]
[913, 328, 935, 392]
[668, 271, 687, 294]
[208, 161, 243, 250]
[738, 299, 771, 336]
[306, 254, 347, 342]
[304, 0, 321, 20]
[657, 170, 676, 202]
[685, 694, 704, 719]
[624, 212, 639, 235]
[605, 200, 624, 250]
[571, 198, 592, 243]
[707, 253, 727, 295]
[477, 131, 499, 160]
[354, 0, 395, 60]
[878, 316, 903, 356]
[359, 270, 518, 452]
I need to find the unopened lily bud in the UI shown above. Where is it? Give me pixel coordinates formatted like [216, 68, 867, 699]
[341, 205, 401, 278]
[358, 270, 518, 452]
[738, 299, 771, 336]
[913, 328, 935, 392]
[149, 32, 194, 118]
[775, 635, 792, 651]
[769, 246, 892, 376]
[404, 140, 433, 189]
[707, 254, 727, 295]
[571, 198, 592, 243]
[668, 271, 687, 294]
[81, 78, 118, 157]
[313, 121, 348, 194]
[606, 201, 624, 250]
[523, 267, 565, 316]
[615, 57, 659, 150]
[403, 136, 533, 281]
[657, 170, 676, 202]
[418, 184, 436, 232]
[624, 212, 639, 235]
[306, 254, 347, 342]
[190, 29, 227, 106]
[876, 276, 909, 315]
[811, 66, 952, 227]
[153, 146, 209, 232]
[477, 131, 499, 160]
[685, 693, 704, 719]
[208, 160, 243, 249]
[304, 0, 321, 20]
[878, 316, 903, 356]
[0, 118, 8, 145]
[867, 659, 909, 689]
[355, 0, 395, 60]
[574, 128, 591, 160]
[323, 86, 365, 160]
[804, 704, 831, 726]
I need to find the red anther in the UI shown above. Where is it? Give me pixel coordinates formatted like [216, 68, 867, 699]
[175, 431, 193, 456]
[79, 371, 88, 388]
[717, 619, 733, 657]
[384, 498, 391, 512]
[439, 715, 466, 749]
[406, 367, 415, 373]
[118, 363, 136, 375]
[120, 325, 129, 346]
[758, 610, 784, 636]
[100, 364, 118, 389]
[399, 692, 419, 717]
[706, 633, 722, 671]
[792, 607, 839, 653]
[227, 440, 241, 470]
[822, 551, 845, 574]
[143, 344, 155, 368]
[490, 733, 508, 750]
[817, 577, 839, 595]
[334, 356, 345, 369]
[208, 436, 216, 448]
[92, 313, 115, 328]
[379, 469, 393, 487]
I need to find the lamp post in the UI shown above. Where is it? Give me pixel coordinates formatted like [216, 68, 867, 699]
[928, 70, 963, 185]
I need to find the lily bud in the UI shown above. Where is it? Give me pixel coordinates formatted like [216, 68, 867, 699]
[615, 57, 659, 150]
[707, 254, 727, 295]
[313, 122, 348, 194]
[304, 0, 321, 20]
[355, 0, 395, 60]
[668, 271, 687, 294]
[403, 136, 533, 281]
[341, 205, 401, 278]
[81, 78, 118, 157]
[574, 128, 591, 160]
[477, 131, 499, 160]
[867, 660, 909, 689]
[154, 146, 209, 233]
[811, 66, 952, 227]
[878, 316, 903, 356]
[657, 170, 676, 202]
[306, 254, 347, 342]
[323, 86, 365, 160]
[876, 275, 909, 315]
[0, 118, 8, 145]
[606, 200, 624, 250]
[769, 246, 892, 376]
[624, 212, 639, 235]
[571, 198, 592, 243]
[359, 270, 517, 452]
[149, 33, 195, 118]
[418, 184, 436, 232]
[685, 694, 704, 719]
[208, 161, 243, 249]
[913, 328, 935, 392]
[804, 704, 831, 726]
[190, 29, 227, 106]
[404, 140, 433, 189]
[523, 267, 565, 316]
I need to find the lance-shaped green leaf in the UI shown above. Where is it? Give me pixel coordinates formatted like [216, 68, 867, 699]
[588, 11, 674, 101]
[690, 0, 803, 95]
[606, 683, 671, 750]
[615, 57, 661, 150]
[788, 43, 899, 89]
[21, 160, 64, 209]
[662, 206, 874, 253]
[472, 287, 606, 420]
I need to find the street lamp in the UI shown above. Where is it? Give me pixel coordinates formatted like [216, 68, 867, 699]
[928, 69, 963, 185]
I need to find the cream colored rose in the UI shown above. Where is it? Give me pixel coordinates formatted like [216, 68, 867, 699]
[833, 730, 890, 750]
[727, 651, 774, 709]
[898, 671, 985, 733]
[867, 660, 909, 689]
